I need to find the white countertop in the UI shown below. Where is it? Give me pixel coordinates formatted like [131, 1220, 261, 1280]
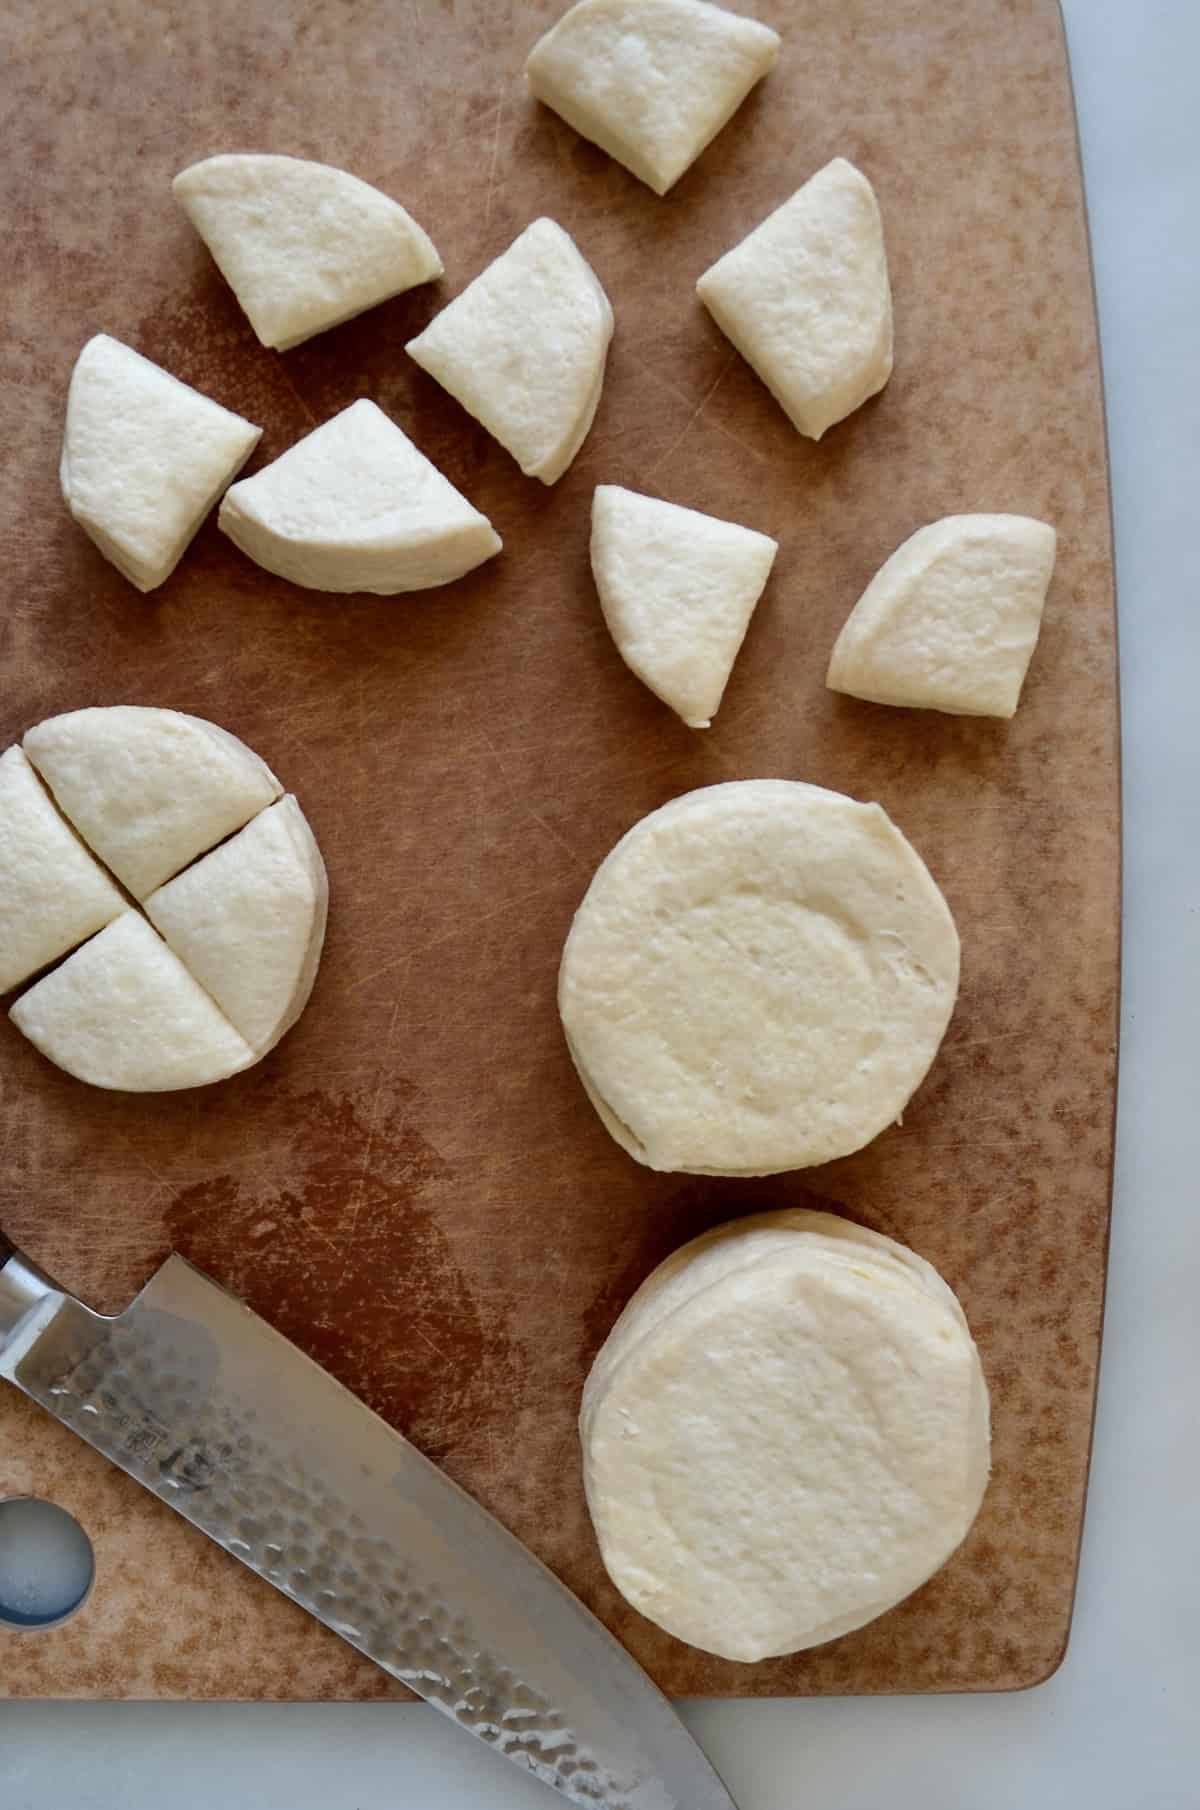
[4, 1, 1198, 1804]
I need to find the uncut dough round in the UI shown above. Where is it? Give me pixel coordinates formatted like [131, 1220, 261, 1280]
[827, 514, 1058, 719]
[218, 400, 501, 594]
[9, 913, 255, 1092]
[558, 781, 959, 1174]
[526, 0, 780, 197]
[590, 484, 777, 728]
[0, 746, 126, 994]
[696, 158, 892, 441]
[173, 154, 443, 352]
[406, 218, 613, 485]
[581, 1209, 991, 1660]
[60, 334, 261, 592]
[23, 706, 282, 900]
[146, 795, 327, 1054]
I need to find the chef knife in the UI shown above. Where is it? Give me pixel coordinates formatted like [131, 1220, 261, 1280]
[0, 1229, 738, 1810]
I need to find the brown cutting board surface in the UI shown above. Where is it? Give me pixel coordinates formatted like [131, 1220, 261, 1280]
[0, 0, 1117, 1699]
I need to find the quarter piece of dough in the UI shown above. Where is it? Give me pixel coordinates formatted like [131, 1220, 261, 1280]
[60, 334, 261, 592]
[406, 218, 613, 485]
[9, 912, 255, 1092]
[0, 746, 128, 993]
[590, 483, 777, 727]
[558, 780, 959, 1174]
[526, 0, 780, 197]
[218, 399, 501, 594]
[146, 795, 327, 1054]
[695, 157, 893, 440]
[581, 1208, 991, 1660]
[173, 153, 443, 351]
[23, 707, 282, 900]
[827, 514, 1058, 719]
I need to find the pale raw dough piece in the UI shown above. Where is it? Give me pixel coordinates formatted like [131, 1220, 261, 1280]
[526, 0, 780, 196]
[218, 400, 501, 594]
[696, 158, 893, 439]
[581, 1208, 990, 1659]
[590, 483, 777, 727]
[558, 779, 959, 1174]
[9, 913, 255, 1092]
[146, 795, 327, 1054]
[24, 707, 282, 900]
[60, 334, 261, 592]
[173, 153, 443, 351]
[827, 514, 1058, 718]
[406, 218, 613, 484]
[0, 746, 128, 993]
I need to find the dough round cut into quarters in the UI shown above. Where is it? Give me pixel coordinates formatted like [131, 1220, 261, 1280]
[60, 334, 261, 592]
[590, 483, 777, 727]
[0, 746, 127, 994]
[146, 795, 327, 1054]
[9, 913, 255, 1092]
[558, 780, 959, 1174]
[696, 158, 893, 440]
[173, 153, 443, 352]
[581, 1209, 991, 1660]
[406, 218, 613, 485]
[827, 514, 1058, 719]
[24, 706, 282, 900]
[218, 399, 501, 594]
[526, 0, 780, 197]
[6, 710, 326, 1090]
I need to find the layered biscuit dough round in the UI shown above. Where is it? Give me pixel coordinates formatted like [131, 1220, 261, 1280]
[581, 1209, 991, 1660]
[558, 780, 959, 1174]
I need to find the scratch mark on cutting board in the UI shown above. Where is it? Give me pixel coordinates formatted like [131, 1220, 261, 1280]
[335, 997, 403, 1290]
[642, 355, 735, 482]
[483, 88, 506, 228]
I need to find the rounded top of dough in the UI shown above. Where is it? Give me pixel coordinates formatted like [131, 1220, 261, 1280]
[173, 153, 443, 351]
[581, 1209, 990, 1660]
[558, 780, 959, 1174]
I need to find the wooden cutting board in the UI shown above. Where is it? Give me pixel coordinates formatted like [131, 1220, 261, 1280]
[0, 0, 1117, 1698]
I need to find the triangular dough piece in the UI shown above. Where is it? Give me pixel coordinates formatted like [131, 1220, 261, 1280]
[218, 399, 501, 594]
[827, 514, 1057, 718]
[0, 746, 127, 993]
[590, 484, 777, 727]
[24, 707, 282, 900]
[406, 218, 613, 484]
[526, 0, 780, 196]
[696, 157, 892, 439]
[146, 795, 327, 1054]
[173, 154, 443, 351]
[10, 913, 254, 1092]
[60, 335, 261, 592]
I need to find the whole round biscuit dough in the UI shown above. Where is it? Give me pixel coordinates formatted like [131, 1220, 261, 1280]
[581, 1210, 991, 1660]
[558, 780, 960, 1175]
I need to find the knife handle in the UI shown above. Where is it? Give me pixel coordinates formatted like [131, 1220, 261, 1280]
[0, 1225, 14, 1268]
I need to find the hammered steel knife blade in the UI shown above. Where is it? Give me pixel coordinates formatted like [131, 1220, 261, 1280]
[0, 1231, 737, 1810]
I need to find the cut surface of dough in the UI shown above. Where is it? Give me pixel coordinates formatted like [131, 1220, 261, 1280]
[9, 912, 255, 1092]
[590, 483, 777, 727]
[146, 795, 327, 1053]
[23, 707, 282, 900]
[0, 746, 128, 994]
[173, 153, 443, 351]
[827, 514, 1058, 718]
[406, 218, 613, 484]
[696, 158, 892, 439]
[558, 780, 959, 1174]
[582, 1208, 990, 1660]
[218, 399, 501, 593]
[526, 0, 780, 196]
[60, 334, 261, 591]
